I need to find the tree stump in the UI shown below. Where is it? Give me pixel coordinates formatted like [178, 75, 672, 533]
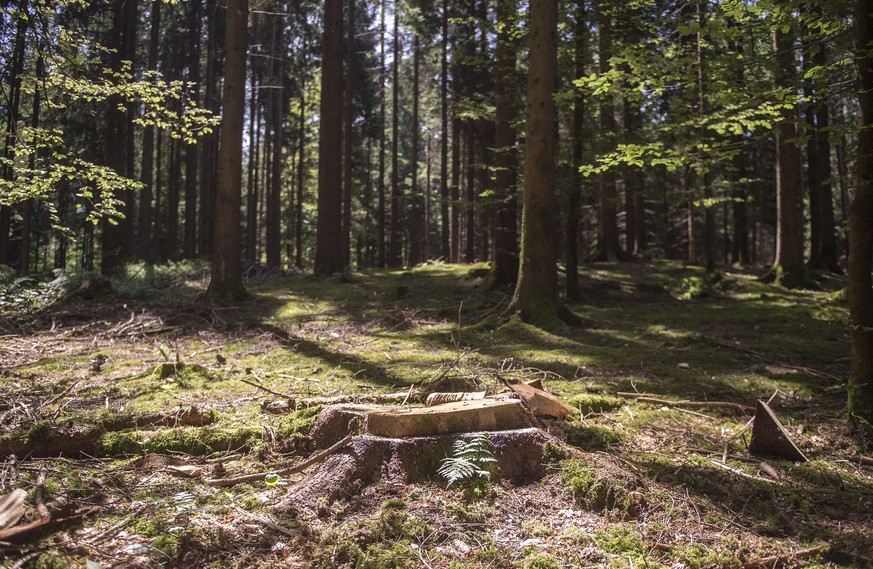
[275, 400, 560, 511]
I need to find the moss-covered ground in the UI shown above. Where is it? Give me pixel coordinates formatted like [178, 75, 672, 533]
[0, 260, 870, 568]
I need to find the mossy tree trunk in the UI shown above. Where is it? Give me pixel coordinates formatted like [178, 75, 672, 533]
[509, 0, 575, 326]
[848, 0, 873, 431]
[207, 0, 248, 303]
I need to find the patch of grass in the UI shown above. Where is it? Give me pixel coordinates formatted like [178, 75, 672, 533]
[569, 393, 623, 414]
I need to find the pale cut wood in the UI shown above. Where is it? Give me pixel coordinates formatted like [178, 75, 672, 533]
[425, 391, 487, 406]
[505, 381, 574, 419]
[367, 399, 533, 437]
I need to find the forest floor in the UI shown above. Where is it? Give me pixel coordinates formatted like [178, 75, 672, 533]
[0, 260, 871, 568]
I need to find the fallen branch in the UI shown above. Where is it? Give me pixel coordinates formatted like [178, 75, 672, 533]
[239, 377, 294, 400]
[742, 545, 828, 568]
[231, 504, 299, 539]
[851, 454, 873, 467]
[0, 502, 99, 545]
[205, 433, 355, 487]
[261, 391, 421, 414]
[618, 393, 754, 413]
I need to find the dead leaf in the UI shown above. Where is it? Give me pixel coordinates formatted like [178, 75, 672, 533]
[167, 465, 203, 478]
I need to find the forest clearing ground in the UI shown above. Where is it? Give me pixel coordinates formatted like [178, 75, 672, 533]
[0, 260, 871, 568]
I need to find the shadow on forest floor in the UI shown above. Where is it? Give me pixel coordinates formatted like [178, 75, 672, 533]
[0, 259, 869, 568]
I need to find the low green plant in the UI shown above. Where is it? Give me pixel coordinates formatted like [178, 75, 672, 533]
[437, 432, 496, 494]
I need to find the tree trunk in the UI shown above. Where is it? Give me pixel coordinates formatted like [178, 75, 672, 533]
[341, 0, 355, 268]
[440, 0, 451, 260]
[451, 116, 461, 263]
[510, 0, 575, 326]
[566, 0, 585, 298]
[805, 1, 840, 273]
[595, 2, 621, 262]
[199, 0, 220, 258]
[315, 0, 345, 275]
[101, 0, 137, 274]
[409, 34, 423, 267]
[184, 0, 201, 259]
[769, 25, 807, 287]
[139, 0, 161, 263]
[207, 0, 248, 302]
[266, 15, 284, 269]
[492, 0, 520, 286]
[388, 3, 402, 267]
[848, 0, 873, 430]
[698, 1, 715, 274]
[296, 37, 307, 269]
[377, 0, 387, 267]
[246, 41, 260, 267]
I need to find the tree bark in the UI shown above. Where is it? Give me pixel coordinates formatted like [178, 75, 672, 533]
[377, 0, 387, 267]
[510, 0, 575, 326]
[184, 0, 201, 259]
[315, 0, 345, 275]
[207, 0, 248, 302]
[266, 15, 284, 269]
[388, 2, 402, 267]
[769, 25, 807, 287]
[409, 34, 423, 267]
[848, 0, 873, 430]
[341, 0, 355, 268]
[566, 0, 585, 297]
[594, 2, 621, 262]
[440, 0, 451, 260]
[139, 0, 161, 263]
[492, 0, 519, 287]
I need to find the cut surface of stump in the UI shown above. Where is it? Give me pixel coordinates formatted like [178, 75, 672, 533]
[309, 400, 534, 448]
[367, 399, 532, 437]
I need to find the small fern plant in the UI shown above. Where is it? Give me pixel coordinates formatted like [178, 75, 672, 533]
[437, 433, 496, 492]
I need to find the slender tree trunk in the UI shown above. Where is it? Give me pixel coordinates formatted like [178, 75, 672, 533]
[848, 0, 873, 429]
[21, 55, 43, 273]
[341, 0, 355, 268]
[139, 0, 161, 262]
[409, 35, 423, 267]
[315, 0, 345, 275]
[510, 0, 575, 326]
[199, 0, 220, 257]
[0, 3, 27, 266]
[425, 135, 431, 260]
[440, 0, 451, 259]
[377, 0, 387, 267]
[184, 0, 201, 259]
[465, 127, 476, 263]
[207, 0, 248, 301]
[296, 40, 307, 269]
[698, 1, 715, 273]
[805, 2, 840, 273]
[595, 2, 621, 261]
[492, 0, 520, 286]
[769, 25, 807, 287]
[246, 44, 260, 267]
[388, 2, 402, 267]
[266, 15, 284, 269]
[450, 116, 461, 263]
[566, 0, 585, 297]
[101, 0, 137, 273]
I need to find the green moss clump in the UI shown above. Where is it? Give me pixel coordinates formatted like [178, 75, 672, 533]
[275, 405, 322, 439]
[569, 393, 623, 414]
[565, 424, 623, 450]
[152, 362, 213, 386]
[97, 426, 262, 456]
[521, 552, 561, 569]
